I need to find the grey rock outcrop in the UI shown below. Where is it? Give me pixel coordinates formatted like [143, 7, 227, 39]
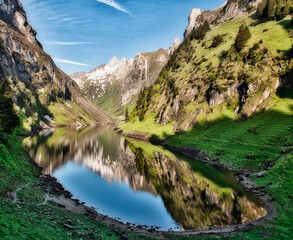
[167, 37, 181, 56]
[184, 0, 262, 38]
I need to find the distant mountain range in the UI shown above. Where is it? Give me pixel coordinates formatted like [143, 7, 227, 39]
[71, 38, 180, 116]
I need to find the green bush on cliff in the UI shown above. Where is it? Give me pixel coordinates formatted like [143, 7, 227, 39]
[189, 21, 210, 41]
[0, 79, 19, 141]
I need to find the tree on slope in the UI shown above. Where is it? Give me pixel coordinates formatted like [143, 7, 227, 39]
[235, 24, 251, 52]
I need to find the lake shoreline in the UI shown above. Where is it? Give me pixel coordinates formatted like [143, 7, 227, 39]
[23, 126, 276, 238]
[30, 157, 277, 239]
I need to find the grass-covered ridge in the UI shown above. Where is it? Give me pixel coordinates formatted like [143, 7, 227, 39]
[129, 12, 293, 131]
[166, 97, 293, 170]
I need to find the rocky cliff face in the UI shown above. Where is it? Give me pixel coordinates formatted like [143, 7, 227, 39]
[0, 0, 112, 127]
[71, 38, 180, 115]
[184, 0, 261, 38]
[0, 0, 40, 45]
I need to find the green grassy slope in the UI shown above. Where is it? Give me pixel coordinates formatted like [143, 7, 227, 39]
[166, 97, 293, 170]
[128, 14, 293, 131]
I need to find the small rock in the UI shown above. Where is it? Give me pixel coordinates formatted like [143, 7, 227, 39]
[246, 154, 256, 160]
[257, 171, 266, 178]
[63, 224, 75, 230]
[281, 148, 292, 154]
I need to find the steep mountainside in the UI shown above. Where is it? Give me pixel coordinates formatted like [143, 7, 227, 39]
[184, 0, 262, 38]
[71, 38, 180, 116]
[129, 1, 293, 132]
[0, 0, 112, 128]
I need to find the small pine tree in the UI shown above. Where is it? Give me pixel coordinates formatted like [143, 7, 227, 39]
[257, 0, 269, 18]
[282, 3, 291, 16]
[211, 34, 224, 48]
[267, 0, 277, 20]
[125, 107, 129, 122]
[275, 4, 283, 19]
[235, 24, 251, 52]
[139, 109, 145, 121]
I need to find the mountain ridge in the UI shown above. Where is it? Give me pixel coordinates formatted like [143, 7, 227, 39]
[71, 38, 180, 116]
[0, 0, 113, 128]
[127, 1, 293, 132]
[184, 0, 262, 38]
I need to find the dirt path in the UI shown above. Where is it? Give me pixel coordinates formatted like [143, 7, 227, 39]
[10, 183, 30, 203]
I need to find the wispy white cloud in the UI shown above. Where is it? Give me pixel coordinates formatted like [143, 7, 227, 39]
[45, 41, 97, 45]
[96, 0, 133, 16]
[53, 58, 93, 67]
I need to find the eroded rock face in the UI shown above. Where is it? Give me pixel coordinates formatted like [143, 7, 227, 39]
[71, 38, 180, 111]
[0, 0, 40, 45]
[184, 0, 262, 38]
[184, 8, 202, 39]
[0, 0, 112, 125]
[167, 37, 181, 56]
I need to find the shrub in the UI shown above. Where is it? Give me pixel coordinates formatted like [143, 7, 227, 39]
[125, 107, 129, 122]
[0, 79, 20, 142]
[235, 24, 251, 52]
[211, 34, 224, 48]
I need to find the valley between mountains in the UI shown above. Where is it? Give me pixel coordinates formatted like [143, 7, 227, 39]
[0, 0, 293, 239]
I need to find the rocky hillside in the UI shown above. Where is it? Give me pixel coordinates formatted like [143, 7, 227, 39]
[71, 38, 180, 116]
[0, 0, 112, 128]
[184, 0, 262, 38]
[130, 0, 293, 132]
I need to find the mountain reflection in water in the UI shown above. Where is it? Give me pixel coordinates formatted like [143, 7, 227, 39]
[23, 127, 267, 231]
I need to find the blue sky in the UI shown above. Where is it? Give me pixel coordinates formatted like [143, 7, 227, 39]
[21, 0, 225, 74]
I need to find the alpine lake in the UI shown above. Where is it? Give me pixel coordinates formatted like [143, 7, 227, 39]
[23, 126, 267, 231]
